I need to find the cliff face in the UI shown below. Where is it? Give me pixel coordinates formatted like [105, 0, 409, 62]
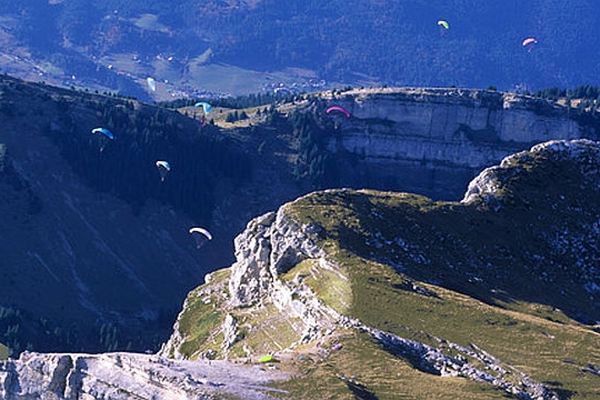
[318, 88, 597, 198]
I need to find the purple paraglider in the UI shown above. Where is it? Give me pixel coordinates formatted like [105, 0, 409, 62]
[326, 105, 351, 119]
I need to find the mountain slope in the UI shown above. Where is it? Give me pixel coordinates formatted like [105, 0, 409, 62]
[2, 75, 599, 356]
[161, 139, 600, 399]
[1, 140, 599, 399]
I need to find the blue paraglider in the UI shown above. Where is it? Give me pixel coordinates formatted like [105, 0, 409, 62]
[91, 128, 115, 140]
[91, 128, 115, 151]
[194, 102, 212, 114]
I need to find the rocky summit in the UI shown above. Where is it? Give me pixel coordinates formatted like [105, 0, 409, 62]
[4, 139, 599, 399]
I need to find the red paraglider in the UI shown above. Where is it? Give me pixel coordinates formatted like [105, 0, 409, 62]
[326, 105, 351, 119]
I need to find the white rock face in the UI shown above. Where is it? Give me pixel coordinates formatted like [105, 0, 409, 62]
[221, 314, 239, 354]
[228, 203, 326, 307]
[228, 211, 277, 306]
[0, 352, 286, 400]
[322, 88, 592, 169]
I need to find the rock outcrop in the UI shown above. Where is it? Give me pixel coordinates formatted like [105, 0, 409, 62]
[0, 352, 286, 400]
[463, 139, 600, 204]
[228, 207, 326, 307]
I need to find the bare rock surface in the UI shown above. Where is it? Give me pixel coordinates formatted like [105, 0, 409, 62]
[0, 352, 287, 400]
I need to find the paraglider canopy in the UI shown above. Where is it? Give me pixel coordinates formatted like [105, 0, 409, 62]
[258, 355, 276, 363]
[326, 105, 351, 119]
[156, 160, 171, 171]
[91, 128, 114, 140]
[156, 160, 171, 181]
[147, 77, 157, 92]
[194, 102, 213, 114]
[189, 227, 213, 248]
[522, 37, 538, 47]
[437, 20, 449, 30]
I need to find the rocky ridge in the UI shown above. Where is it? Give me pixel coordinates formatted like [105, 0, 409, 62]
[163, 198, 560, 399]
[463, 139, 600, 204]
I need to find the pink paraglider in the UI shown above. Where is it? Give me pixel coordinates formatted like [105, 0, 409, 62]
[326, 105, 351, 119]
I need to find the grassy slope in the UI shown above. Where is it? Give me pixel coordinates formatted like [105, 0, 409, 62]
[0, 343, 8, 360]
[274, 251, 598, 398]
[171, 269, 231, 360]
[280, 150, 600, 398]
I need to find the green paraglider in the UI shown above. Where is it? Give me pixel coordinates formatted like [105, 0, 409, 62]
[258, 354, 276, 363]
[437, 20, 449, 30]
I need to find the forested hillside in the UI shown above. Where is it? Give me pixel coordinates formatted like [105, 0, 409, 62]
[0, 75, 256, 355]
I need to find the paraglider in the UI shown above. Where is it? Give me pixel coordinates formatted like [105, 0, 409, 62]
[155, 160, 171, 182]
[326, 105, 351, 119]
[437, 20, 449, 30]
[189, 227, 213, 248]
[522, 37, 538, 52]
[147, 77, 156, 92]
[91, 128, 114, 140]
[194, 102, 212, 114]
[258, 355, 276, 364]
[91, 128, 114, 152]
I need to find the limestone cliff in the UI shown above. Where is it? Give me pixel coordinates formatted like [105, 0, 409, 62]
[311, 88, 599, 198]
